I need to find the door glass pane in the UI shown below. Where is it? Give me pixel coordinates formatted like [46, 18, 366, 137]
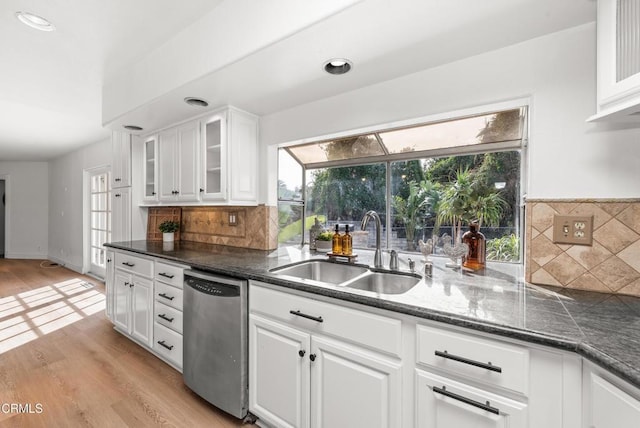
[89, 171, 111, 272]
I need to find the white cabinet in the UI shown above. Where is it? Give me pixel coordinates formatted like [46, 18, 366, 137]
[111, 131, 131, 188]
[250, 314, 310, 428]
[158, 120, 199, 202]
[152, 261, 185, 370]
[112, 251, 154, 347]
[249, 282, 402, 428]
[415, 370, 527, 428]
[200, 108, 259, 204]
[111, 187, 131, 242]
[590, 0, 640, 121]
[584, 368, 640, 428]
[143, 136, 158, 202]
[105, 250, 115, 321]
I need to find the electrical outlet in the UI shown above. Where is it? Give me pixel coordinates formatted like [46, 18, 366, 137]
[228, 212, 238, 226]
[552, 215, 593, 245]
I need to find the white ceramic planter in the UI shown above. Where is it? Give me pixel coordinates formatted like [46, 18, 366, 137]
[315, 240, 332, 251]
[162, 232, 175, 243]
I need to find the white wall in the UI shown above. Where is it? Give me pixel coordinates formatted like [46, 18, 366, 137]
[48, 138, 110, 272]
[0, 162, 49, 258]
[260, 23, 640, 200]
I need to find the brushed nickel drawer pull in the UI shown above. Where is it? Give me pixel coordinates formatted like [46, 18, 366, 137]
[433, 385, 500, 415]
[435, 350, 502, 373]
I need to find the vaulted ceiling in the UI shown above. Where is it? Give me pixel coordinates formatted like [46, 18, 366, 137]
[1, 0, 596, 161]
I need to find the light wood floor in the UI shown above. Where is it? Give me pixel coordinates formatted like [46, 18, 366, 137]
[0, 259, 256, 428]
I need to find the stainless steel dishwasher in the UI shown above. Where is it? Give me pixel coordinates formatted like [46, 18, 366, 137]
[183, 270, 248, 419]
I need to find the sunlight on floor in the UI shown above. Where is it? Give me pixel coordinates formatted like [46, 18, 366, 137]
[0, 278, 105, 354]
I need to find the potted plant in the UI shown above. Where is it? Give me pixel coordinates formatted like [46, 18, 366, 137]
[315, 231, 333, 251]
[159, 220, 180, 243]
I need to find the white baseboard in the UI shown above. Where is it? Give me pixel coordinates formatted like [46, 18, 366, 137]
[46, 256, 83, 274]
[5, 252, 48, 260]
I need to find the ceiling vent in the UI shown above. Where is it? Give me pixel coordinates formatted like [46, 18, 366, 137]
[123, 125, 143, 131]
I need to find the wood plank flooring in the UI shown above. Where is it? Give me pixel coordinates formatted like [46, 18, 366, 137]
[0, 259, 255, 428]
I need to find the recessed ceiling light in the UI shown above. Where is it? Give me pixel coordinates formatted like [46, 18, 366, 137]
[323, 58, 352, 75]
[15, 11, 55, 32]
[184, 97, 209, 107]
[123, 125, 143, 131]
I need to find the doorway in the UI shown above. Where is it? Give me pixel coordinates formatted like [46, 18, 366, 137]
[87, 169, 111, 278]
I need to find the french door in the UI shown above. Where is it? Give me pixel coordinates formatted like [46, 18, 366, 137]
[89, 169, 111, 277]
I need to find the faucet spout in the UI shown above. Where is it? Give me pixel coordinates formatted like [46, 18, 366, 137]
[361, 210, 383, 268]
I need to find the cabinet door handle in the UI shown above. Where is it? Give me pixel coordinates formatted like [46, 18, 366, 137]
[298, 349, 306, 358]
[309, 353, 316, 362]
[157, 340, 174, 351]
[434, 350, 502, 373]
[289, 310, 323, 323]
[115, 178, 121, 182]
[158, 272, 175, 279]
[158, 293, 175, 301]
[121, 262, 135, 267]
[115, 194, 121, 198]
[432, 385, 500, 415]
[124, 282, 130, 287]
[107, 259, 112, 263]
[199, 188, 204, 193]
[158, 314, 174, 322]
[129, 282, 134, 288]
[151, 191, 156, 196]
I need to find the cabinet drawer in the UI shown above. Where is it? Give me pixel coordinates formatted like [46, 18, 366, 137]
[153, 322, 183, 368]
[154, 301, 183, 334]
[154, 262, 184, 288]
[250, 282, 401, 357]
[416, 324, 529, 395]
[115, 252, 153, 278]
[155, 282, 183, 310]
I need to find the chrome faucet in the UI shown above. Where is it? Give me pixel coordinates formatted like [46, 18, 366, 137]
[361, 210, 383, 268]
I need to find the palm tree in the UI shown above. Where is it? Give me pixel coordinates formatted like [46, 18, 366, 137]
[436, 168, 506, 242]
[392, 180, 440, 251]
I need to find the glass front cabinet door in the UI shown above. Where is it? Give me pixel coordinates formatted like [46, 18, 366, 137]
[200, 113, 226, 201]
[143, 136, 158, 202]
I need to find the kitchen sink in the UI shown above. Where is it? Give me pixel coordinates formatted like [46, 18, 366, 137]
[342, 271, 421, 295]
[270, 260, 368, 284]
[270, 260, 421, 295]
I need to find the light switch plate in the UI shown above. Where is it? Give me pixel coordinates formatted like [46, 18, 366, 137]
[552, 215, 593, 245]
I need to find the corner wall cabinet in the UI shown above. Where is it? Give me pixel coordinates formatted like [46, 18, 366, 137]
[111, 131, 132, 188]
[158, 120, 200, 202]
[590, 0, 640, 121]
[200, 108, 258, 204]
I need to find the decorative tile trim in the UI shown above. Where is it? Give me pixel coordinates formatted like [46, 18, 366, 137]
[176, 205, 278, 250]
[526, 200, 640, 296]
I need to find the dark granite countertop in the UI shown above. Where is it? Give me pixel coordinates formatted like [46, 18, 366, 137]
[106, 240, 640, 389]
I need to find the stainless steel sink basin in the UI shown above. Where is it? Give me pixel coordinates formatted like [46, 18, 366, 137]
[270, 260, 368, 284]
[342, 271, 421, 295]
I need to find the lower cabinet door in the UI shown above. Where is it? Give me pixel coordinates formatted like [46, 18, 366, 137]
[589, 373, 640, 428]
[113, 271, 130, 332]
[416, 370, 527, 428]
[249, 314, 311, 428]
[310, 336, 402, 428]
[130, 275, 153, 347]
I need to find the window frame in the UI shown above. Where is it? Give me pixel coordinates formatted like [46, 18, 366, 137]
[277, 100, 529, 262]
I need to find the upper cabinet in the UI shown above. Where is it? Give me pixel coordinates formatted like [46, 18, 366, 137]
[590, 0, 640, 121]
[143, 136, 158, 202]
[112, 131, 132, 188]
[200, 108, 258, 204]
[158, 121, 200, 202]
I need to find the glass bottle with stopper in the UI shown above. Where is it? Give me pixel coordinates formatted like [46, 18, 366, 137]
[462, 220, 486, 270]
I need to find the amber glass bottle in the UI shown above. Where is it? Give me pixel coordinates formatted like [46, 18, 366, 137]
[462, 220, 486, 270]
[332, 224, 343, 254]
[342, 225, 352, 255]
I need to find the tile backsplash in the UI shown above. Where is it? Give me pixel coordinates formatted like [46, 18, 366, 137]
[179, 205, 278, 250]
[526, 199, 640, 296]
